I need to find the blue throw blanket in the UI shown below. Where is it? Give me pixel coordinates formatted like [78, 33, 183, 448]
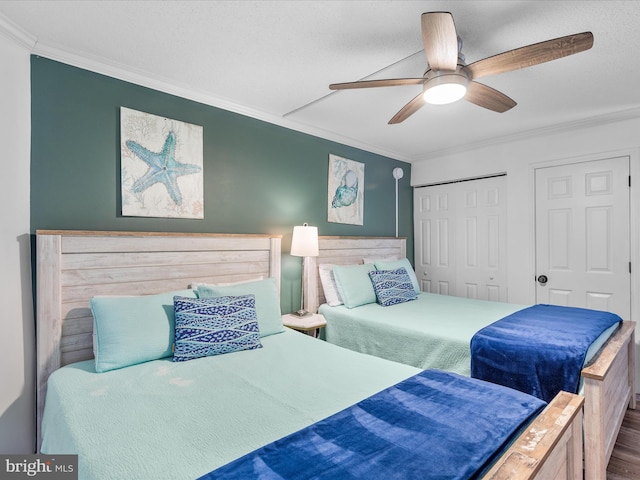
[201, 370, 546, 480]
[471, 304, 621, 403]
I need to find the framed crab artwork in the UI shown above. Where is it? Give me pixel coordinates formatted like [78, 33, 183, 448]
[120, 107, 204, 219]
[327, 154, 364, 225]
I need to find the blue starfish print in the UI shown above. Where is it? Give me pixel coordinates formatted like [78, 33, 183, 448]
[126, 131, 201, 206]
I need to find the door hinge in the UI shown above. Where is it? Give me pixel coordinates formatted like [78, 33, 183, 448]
[629, 262, 632, 274]
[629, 175, 631, 187]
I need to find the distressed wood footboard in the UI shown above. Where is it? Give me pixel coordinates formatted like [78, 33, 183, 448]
[581, 320, 636, 480]
[484, 391, 584, 480]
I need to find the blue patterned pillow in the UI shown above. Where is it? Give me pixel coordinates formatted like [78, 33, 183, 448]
[196, 278, 283, 337]
[173, 295, 262, 362]
[374, 258, 421, 293]
[368, 267, 418, 307]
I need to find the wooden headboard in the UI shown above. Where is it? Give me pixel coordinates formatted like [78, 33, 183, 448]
[36, 230, 281, 449]
[306, 236, 406, 313]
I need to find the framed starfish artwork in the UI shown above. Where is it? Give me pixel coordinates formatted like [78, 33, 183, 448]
[327, 154, 364, 225]
[120, 107, 204, 219]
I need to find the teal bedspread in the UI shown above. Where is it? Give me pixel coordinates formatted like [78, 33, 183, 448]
[41, 329, 419, 480]
[320, 293, 616, 380]
[320, 293, 525, 375]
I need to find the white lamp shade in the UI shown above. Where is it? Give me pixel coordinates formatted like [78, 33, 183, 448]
[290, 224, 319, 257]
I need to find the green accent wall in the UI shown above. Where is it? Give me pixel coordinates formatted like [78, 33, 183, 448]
[30, 56, 413, 313]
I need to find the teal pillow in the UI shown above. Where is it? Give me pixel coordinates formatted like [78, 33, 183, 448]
[332, 263, 377, 308]
[369, 268, 418, 306]
[90, 289, 196, 373]
[173, 295, 262, 362]
[196, 277, 283, 337]
[374, 258, 420, 293]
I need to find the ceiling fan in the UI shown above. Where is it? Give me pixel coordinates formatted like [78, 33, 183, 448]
[329, 12, 593, 124]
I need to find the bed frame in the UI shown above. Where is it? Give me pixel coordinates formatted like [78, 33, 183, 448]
[307, 235, 636, 480]
[36, 230, 585, 479]
[35, 229, 282, 450]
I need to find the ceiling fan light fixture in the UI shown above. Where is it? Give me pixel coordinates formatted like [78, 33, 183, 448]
[423, 73, 467, 105]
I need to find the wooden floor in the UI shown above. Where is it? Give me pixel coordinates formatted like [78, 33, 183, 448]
[607, 395, 640, 479]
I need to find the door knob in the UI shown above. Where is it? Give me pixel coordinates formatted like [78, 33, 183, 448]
[537, 275, 548, 285]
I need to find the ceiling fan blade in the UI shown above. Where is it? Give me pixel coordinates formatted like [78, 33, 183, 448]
[465, 81, 516, 113]
[465, 31, 593, 79]
[421, 12, 458, 71]
[388, 92, 426, 124]
[329, 78, 424, 90]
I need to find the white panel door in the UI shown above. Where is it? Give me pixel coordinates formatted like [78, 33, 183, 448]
[457, 179, 507, 301]
[535, 156, 631, 319]
[414, 175, 508, 301]
[414, 186, 455, 295]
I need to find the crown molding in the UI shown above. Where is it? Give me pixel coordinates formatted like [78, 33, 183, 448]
[10, 17, 633, 166]
[29, 40, 412, 164]
[0, 12, 37, 49]
[413, 106, 640, 162]
[0, 21, 411, 163]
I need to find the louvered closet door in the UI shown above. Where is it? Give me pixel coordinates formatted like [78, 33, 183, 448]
[414, 175, 507, 301]
[535, 156, 631, 319]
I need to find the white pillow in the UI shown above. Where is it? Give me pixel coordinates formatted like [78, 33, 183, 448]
[318, 264, 343, 307]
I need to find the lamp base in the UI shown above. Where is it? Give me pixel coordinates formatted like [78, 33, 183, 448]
[292, 309, 312, 318]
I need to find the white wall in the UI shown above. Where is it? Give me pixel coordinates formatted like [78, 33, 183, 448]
[0, 29, 33, 452]
[411, 111, 640, 385]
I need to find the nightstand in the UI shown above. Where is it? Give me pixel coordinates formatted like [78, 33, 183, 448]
[282, 313, 327, 337]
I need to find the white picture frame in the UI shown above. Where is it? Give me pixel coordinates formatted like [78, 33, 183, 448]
[121, 107, 204, 219]
[327, 154, 364, 225]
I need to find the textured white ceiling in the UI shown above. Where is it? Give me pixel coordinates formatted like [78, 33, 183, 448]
[1, 0, 639, 162]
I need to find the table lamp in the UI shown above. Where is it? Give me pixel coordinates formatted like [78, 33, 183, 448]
[290, 223, 319, 317]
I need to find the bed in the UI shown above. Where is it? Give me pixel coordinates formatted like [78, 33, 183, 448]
[34, 230, 585, 480]
[307, 235, 636, 480]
